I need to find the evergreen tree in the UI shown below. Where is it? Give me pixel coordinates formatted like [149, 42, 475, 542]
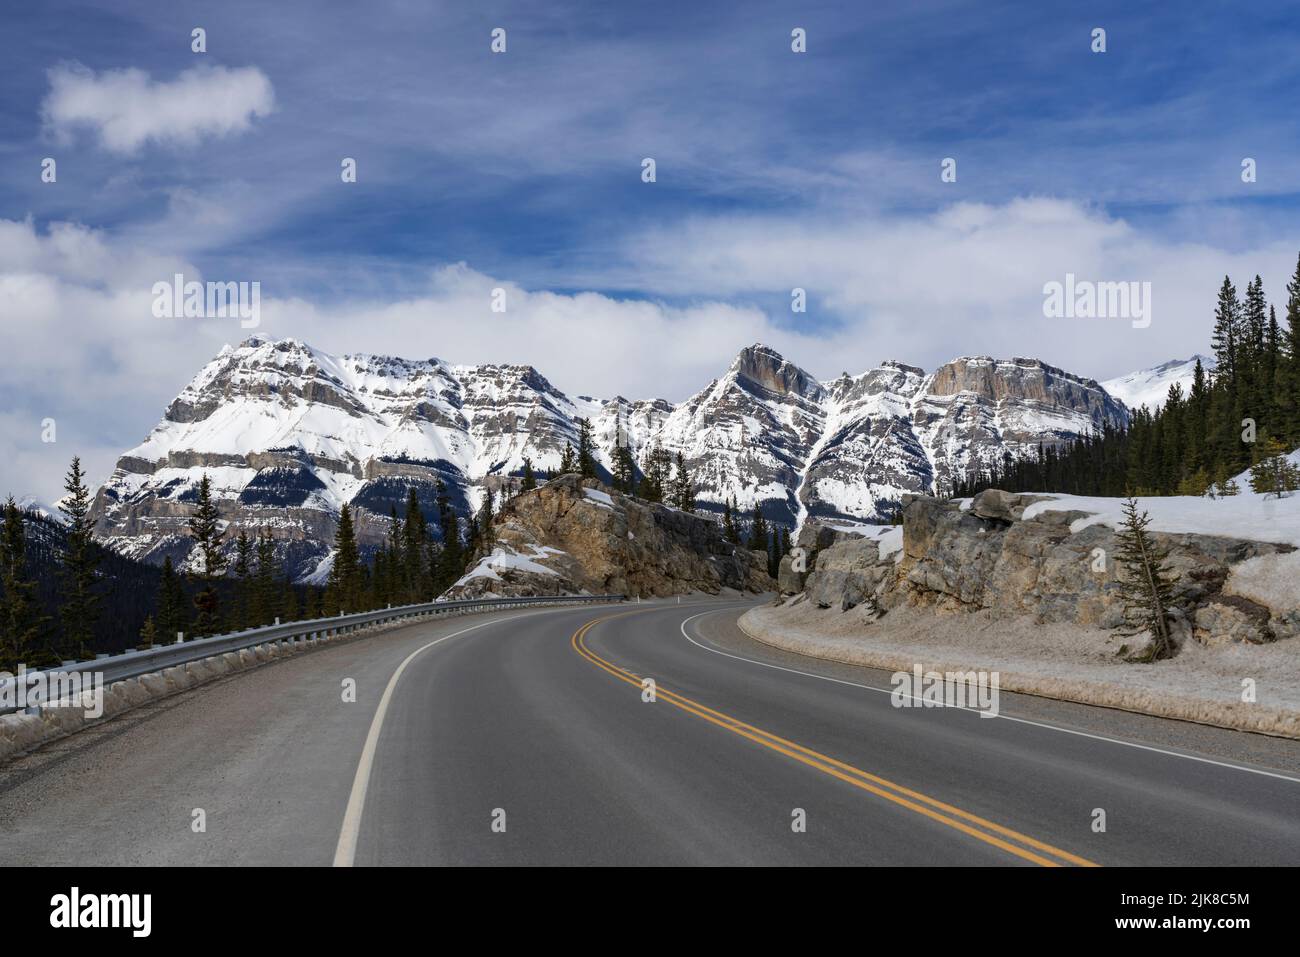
[402, 487, 427, 602]
[610, 437, 635, 494]
[187, 473, 227, 637]
[1113, 498, 1181, 662]
[722, 497, 741, 544]
[308, 586, 325, 620]
[231, 530, 254, 630]
[155, 555, 187, 642]
[252, 531, 280, 625]
[670, 451, 694, 512]
[279, 572, 299, 624]
[640, 444, 670, 503]
[558, 442, 577, 475]
[747, 505, 769, 551]
[1248, 438, 1300, 498]
[1283, 253, 1300, 443]
[575, 418, 597, 478]
[138, 615, 157, 649]
[328, 504, 362, 614]
[386, 505, 402, 603]
[56, 456, 101, 659]
[433, 480, 463, 592]
[477, 488, 496, 548]
[0, 497, 48, 667]
[423, 536, 442, 598]
[521, 456, 537, 492]
[1211, 275, 1241, 385]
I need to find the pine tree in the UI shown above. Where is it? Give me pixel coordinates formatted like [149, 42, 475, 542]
[232, 530, 254, 630]
[57, 456, 101, 659]
[1113, 498, 1181, 662]
[1248, 438, 1300, 498]
[252, 531, 279, 625]
[558, 442, 577, 475]
[279, 572, 299, 624]
[610, 438, 635, 494]
[1283, 252, 1300, 444]
[138, 615, 157, 649]
[640, 444, 669, 503]
[521, 456, 537, 492]
[575, 418, 597, 478]
[670, 451, 694, 512]
[477, 488, 495, 548]
[433, 480, 463, 592]
[722, 497, 741, 544]
[1211, 276, 1241, 385]
[747, 505, 769, 551]
[0, 497, 48, 667]
[329, 504, 362, 615]
[423, 536, 441, 598]
[187, 473, 227, 637]
[402, 487, 427, 602]
[155, 555, 187, 642]
[386, 505, 402, 602]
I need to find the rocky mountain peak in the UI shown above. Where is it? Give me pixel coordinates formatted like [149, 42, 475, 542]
[729, 343, 824, 401]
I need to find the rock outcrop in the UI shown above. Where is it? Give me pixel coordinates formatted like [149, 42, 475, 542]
[794, 490, 1298, 652]
[445, 475, 774, 599]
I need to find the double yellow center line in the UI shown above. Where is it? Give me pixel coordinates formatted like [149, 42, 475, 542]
[572, 610, 1097, 867]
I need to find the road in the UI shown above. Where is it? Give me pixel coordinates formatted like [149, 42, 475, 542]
[1, 597, 1297, 865]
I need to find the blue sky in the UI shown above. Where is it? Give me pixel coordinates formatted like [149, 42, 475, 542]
[3, 0, 1300, 500]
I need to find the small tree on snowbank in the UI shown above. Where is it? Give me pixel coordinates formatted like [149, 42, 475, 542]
[1113, 497, 1181, 662]
[1248, 439, 1300, 499]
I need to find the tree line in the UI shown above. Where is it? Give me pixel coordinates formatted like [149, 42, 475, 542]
[954, 255, 1300, 500]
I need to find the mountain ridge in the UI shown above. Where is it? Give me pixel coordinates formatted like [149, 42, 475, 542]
[89, 336, 1132, 580]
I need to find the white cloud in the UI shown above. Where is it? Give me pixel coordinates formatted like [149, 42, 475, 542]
[4, 199, 1299, 505]
[599, 198, 1300, 380]
[42, 63, 274, 154]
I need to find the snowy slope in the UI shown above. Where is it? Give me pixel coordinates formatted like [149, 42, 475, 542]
[1101, 355, 1215, 412]
[1020, 487, 1300, 549]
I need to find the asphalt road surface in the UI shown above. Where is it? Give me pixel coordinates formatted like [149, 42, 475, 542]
[1, 597, 1297, 866]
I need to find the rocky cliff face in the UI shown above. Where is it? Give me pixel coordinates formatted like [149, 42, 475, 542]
[89, 337, 1128, 581]
[788, 490, 1299, 653]
[445, 475, 773, 599]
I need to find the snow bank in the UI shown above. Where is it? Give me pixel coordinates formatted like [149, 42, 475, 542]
[1019, 491, 1300, 549]
[454, 544, 567, 586]
[1224, 551, 1300, 614]
[741, 602, 1300, 738]
[583, 488, 615, 508]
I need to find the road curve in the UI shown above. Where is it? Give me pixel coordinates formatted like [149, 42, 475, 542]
[0, 598, 1297, 865]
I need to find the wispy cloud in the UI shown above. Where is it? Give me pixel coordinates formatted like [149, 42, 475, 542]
[42, 63, 274, 154]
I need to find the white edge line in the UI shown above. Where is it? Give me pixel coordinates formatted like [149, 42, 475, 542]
[332, 609, 555, 867]
[679, 609, 1300, 786]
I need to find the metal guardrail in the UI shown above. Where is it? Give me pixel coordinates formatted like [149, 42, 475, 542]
[0, 593, 625, 714]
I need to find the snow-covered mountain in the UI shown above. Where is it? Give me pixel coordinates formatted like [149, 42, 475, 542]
[90, 337, 1128, 579]
[1101, 355, 1215, 412]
